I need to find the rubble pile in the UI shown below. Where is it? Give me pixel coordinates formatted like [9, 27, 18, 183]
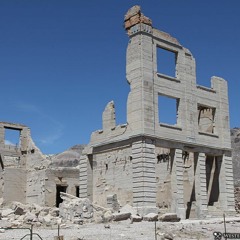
[59, 192, 93, 224]
[0, 193, 182, 228]
[0, 201, 61, 227]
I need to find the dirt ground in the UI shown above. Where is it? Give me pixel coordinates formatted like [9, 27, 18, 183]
[0, 217, 240, 240]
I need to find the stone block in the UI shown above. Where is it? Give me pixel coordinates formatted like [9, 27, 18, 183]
[143, 212, 158, 221]
[158, 212, 180, 222]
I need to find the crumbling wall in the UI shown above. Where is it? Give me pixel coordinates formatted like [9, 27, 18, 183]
[45, 168, 80, 207]
[3, 168, 27, 204]
[92, 147, 132, 207]
[0, 122, 49, 206]
[26, 170, 46, 205]
[90, 101, 129, 146]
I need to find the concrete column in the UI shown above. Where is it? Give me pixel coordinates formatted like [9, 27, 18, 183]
[132, 138, 156, 214]
[220, 154, 235, 213]
[194, 152, 208, 218]
[171, 148, 186, 219]
[79, 155, 88, 198]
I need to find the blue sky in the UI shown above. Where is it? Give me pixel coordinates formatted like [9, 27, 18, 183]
[0, 0, 239, 154]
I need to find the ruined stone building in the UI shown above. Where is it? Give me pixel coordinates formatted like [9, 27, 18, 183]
[0, 6, 235, 220]
[79, 6, 235, 219]
[0, 122, 84, 208]
[0, 122, 48, 205]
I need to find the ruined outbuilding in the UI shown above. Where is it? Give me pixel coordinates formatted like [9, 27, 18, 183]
[0, 6, 235, 220]
[79, 6, 235, 219]
[0, 122, 49, 205]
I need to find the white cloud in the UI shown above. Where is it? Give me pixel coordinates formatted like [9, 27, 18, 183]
[5, 140, 15, 146]
[16, 102, 64, 145]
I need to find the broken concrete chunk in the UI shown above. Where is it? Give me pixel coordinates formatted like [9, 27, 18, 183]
[143, 213, 158, 222]
[119, 204, 137, 215]
[24, 212, 36, 222]
[159, 213, 180, 222]
[130, 214, 142, 223]
[14, 206, 25, 215]
[103, 210, 113, 222]
[1, 209, 14, 217]
[112, 212, 131, 221]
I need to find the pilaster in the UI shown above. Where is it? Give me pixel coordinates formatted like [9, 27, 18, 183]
[171, 148, 186, 219]
[221, 154, 235, 213]
[79, 155, 88, 198]
[132, 138, 156, 214]
[195, 152, 208, 218]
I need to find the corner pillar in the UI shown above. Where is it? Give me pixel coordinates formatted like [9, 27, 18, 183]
[220, 153, 235, 214]
[79, 154, 93, 200]
[132, 138, 156, 214]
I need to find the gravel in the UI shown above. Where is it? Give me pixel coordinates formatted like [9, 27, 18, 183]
[0, 217, 240, 240]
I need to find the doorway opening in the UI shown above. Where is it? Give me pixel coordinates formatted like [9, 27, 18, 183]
[56, 185, 67, 207]
[76, 186, 79, 198]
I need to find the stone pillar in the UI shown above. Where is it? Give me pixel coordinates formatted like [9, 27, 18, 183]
[0, 125, 5, 146]
[194, 152, 208, 218]
[220, 154, 235, 214]
[79, 155, 88, 198]
[132, 138, 156, 214]
[171, 148, 185, 219]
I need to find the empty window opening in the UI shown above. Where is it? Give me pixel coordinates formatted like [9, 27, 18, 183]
[157, 47, 177, 77]
[198, 105, 216, 133]
[157, 153, 170, 163]
[76, 186, 79, 198]
[158, 95, 179, 125]
[4, 128, 21, 146]
[56, 185, 67, 207]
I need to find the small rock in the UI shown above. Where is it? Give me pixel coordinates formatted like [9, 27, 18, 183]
[73, 219, 83, 225]
[104, 224, 110, 228]
[24, 212, 35, 222]
[163, 232, 174, 240]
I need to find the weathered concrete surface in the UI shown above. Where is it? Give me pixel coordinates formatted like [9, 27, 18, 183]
[231, 128, 240, 186]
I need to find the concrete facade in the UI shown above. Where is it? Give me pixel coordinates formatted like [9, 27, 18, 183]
[79, 6, 235, 219]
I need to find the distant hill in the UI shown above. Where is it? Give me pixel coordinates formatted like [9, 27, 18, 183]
[50, 144, 86, 168]
[231, 128, 240, 186]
